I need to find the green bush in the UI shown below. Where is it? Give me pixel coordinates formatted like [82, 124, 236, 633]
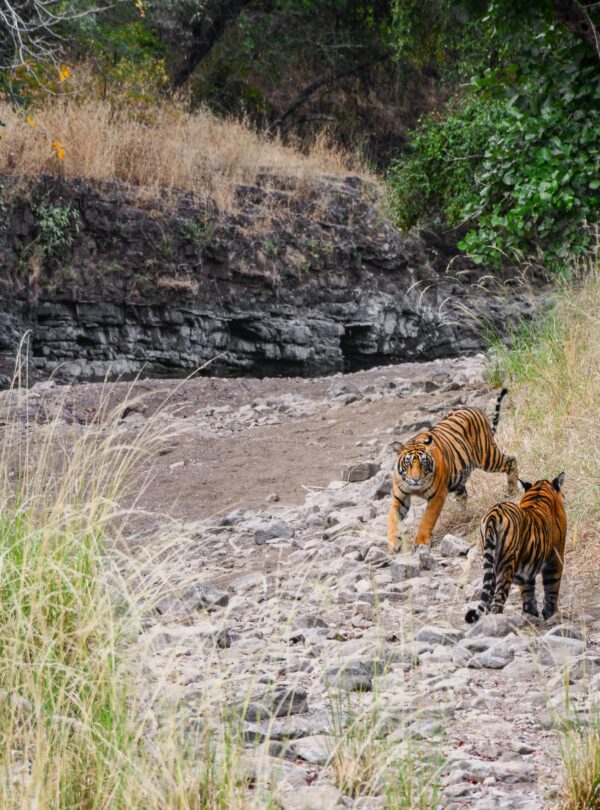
[459, 48, 599, 272]
[387, 95, 501, 231]
[388, 35, 600, 274]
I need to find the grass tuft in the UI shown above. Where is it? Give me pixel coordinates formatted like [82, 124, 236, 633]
[561, 726, 600, 810]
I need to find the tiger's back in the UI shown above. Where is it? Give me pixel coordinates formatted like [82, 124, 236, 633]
[430, 406, 513, 495]
[388, 390, 518, 549]
[465, 473, 567, 622]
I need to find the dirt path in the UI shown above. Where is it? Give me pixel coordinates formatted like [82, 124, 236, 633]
[11, 356, 488, 523]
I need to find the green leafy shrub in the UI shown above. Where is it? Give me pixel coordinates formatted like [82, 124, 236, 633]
[35, 203, 80, 258]
[388, 20, 600, 273]
[387, 95, 501, 231]
[459, 48, 600, 272]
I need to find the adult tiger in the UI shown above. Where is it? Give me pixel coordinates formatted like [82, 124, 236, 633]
[388, 388, 518, 550]
[465, 473, 566, 622]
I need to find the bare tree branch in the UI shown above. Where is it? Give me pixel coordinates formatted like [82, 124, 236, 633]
[554, 0, 600, 59]
[0, 0, 116, 74]
[270, 48, 394, 132]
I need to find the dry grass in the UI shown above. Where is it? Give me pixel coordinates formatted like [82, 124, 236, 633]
[327, 703, 439, 807]
[486, 263, 600, 589]
[0, 95, 372, 211]
[475, 262, 600, 810]
[0, 354, 441, 808]
[561, 728, 600, 810]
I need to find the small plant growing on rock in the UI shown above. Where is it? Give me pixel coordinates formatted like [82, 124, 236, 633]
[179, 216, 213, 254]
[264, 240, 278, 259]
[34, 203, 80, 259]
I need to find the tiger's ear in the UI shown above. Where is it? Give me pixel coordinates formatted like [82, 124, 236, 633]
[422, 434, 433, 446]
[391, 441, 404, 455]
[552, 472, 565, 492]
[519, 478, 533, 492]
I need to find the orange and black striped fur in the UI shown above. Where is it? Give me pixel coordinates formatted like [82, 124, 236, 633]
[388, 389, 518, 550]
[465, 473, 567, 623]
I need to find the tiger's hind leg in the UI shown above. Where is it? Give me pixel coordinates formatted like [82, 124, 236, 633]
[516, 576, 540, 618]
[489, 561, 515, 614]
[541, 554, 564, 620]
[502, 454, 519, 496]
[486, 446, 518, 496]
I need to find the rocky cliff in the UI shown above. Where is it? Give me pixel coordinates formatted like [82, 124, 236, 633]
[0, 172, 539, 386]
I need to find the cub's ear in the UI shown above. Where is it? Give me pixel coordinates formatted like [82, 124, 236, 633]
[519, 478, 533, 492]
[552, 471, 565, 492]
[391, 441, 404, 455]
[422, 434, 433, 445]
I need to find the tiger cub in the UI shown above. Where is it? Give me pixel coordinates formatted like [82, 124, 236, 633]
[388, 389, 518, 550]
[465, 473, 567, 623]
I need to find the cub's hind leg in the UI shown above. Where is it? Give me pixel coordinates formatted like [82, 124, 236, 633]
[453, 484, 468, 502]
[388, 488, 411, 553]
[516, 575, 540, 618]
[490, 560, 516, 614]
[501, 453, 519, 496]
[541, 553, 564, 620]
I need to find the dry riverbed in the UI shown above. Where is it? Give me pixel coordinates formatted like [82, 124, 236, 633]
[3, 355, 597, 809]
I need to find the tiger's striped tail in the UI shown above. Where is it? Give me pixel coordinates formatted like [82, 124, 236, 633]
[465, 518, 497, 624]
[491, 387, 508, 435]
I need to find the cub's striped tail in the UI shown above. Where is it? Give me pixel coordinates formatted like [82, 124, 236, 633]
[491, 387, 508, 435]
[465, 516, 497, 624]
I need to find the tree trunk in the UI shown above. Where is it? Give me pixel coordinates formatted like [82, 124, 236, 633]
[171, 0, 253, 89]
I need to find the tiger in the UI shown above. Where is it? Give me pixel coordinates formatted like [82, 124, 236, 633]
[388, 388, 518, 550]
[465, 472, 567, 623]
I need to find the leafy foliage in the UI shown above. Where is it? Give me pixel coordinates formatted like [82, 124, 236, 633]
[2, 0, 600, 272]
[35, 203, 80, 258]
[387, 1, 600, 273]
[387, 95, 501, 231]
[459, 48, 600, 271]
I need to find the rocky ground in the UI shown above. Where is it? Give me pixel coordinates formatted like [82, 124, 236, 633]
[5, 354, 597, 808]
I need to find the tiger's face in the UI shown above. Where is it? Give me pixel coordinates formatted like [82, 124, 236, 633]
[395, 436, 435, 490]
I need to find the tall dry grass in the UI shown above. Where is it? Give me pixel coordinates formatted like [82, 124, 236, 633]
[483, 261, 600, 809]
[0, 355, 248, 808]
[0, 354, 441, 807]
[487, 263, 600, 586]
[0, 96, 370, 211]
[561, 727, 600, 810]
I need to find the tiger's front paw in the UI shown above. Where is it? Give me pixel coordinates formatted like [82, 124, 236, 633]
[414, 532, 431, 546]
[388, 535, 401, 554]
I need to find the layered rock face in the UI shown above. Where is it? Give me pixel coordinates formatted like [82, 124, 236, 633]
[0, 173, 538, 385]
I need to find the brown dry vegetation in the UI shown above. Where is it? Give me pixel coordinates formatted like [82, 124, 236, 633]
[0, 96, 373, 211]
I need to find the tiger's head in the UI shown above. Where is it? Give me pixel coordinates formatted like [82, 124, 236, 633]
[393, 434, 436, 490]
[519, 472, 565, 503]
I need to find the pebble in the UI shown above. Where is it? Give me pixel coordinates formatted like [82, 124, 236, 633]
[278, 783, 343, 810]
[416, 626, 465, 646]
[440, 533, 471, 557]
[289, 735, 334, 765]
[390, 555, 421, 582]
